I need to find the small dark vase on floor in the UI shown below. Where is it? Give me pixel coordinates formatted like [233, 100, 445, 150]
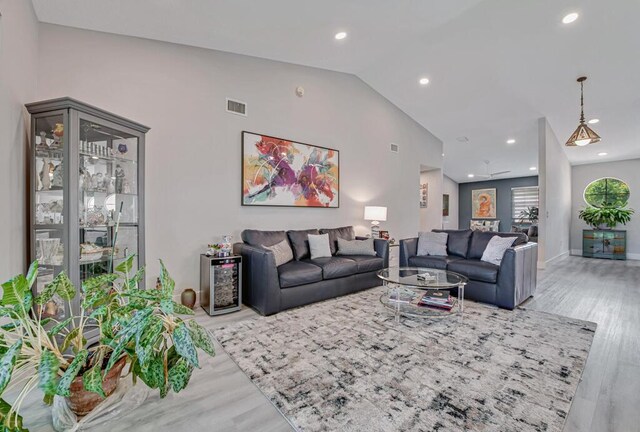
[181, 288, 197, 309]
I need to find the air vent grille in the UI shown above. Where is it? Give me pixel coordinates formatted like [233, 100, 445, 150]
[390, 143, 399, 153]
[226, 98, 247, 116]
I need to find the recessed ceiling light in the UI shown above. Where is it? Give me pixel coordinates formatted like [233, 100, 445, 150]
[419, 77, 430, 85]
[467, 174, 474, 178]
[588, 118, 600, 124]
[506, 139, 516, 144]
[442, 153, 445, 157]
[598, 152, 608, 156]
[529, 166, 537, 171]
[562, 13, 579, 24]
[334, 32, 347, 40]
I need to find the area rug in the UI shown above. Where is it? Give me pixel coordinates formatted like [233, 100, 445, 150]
[213, 287, 596, 431]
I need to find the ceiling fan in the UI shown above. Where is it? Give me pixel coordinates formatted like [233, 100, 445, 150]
[475, 160, 511, 179]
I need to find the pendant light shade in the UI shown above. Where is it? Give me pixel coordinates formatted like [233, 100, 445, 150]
[566, 77, 600, 147]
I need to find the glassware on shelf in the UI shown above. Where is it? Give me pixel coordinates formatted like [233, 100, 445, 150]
[37, 238, 61, 265]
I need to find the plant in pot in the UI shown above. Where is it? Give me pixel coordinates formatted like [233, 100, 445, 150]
[578, 206, 634, 229]
[0, 256, 215, 431]
[518, 206, 539, 224]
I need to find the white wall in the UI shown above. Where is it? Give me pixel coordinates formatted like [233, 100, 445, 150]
[538, 117, 572, 267]
[571, 159, 640, 259]
[419, 169, 443, 231]
[0, 0, 39, 278]
[442, 175, 459, 230]
[36, 24, 443, 289]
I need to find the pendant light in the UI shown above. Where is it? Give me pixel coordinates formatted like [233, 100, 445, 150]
[566, 76, 601, 147]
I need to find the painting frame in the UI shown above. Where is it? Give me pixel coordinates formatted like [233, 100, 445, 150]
[471, 188, 497, 219]
[420, 183, 428, 208]
[241, 131, 340, 208]
[443, 194, 450, 217]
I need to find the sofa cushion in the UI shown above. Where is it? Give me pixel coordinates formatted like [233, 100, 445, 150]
[303, 257, 357, 280]
[448, 259, 499, 284]
[433, 229, 472, 258]
[308, 233, 332, 259]
[336, 238, 376, 256]
[342, 255, 384, 274]
[417, 231, 448, 256]
[263, 239, 294, 267]
[408, 255, 462, 270]
[278, 260, 323, 288]
[242, 229, 287, 248]
[319, 226, 355, 255]
[469, 231, 528, 259]
[287, 229, 320, 260]
[481, 236, 517, 265]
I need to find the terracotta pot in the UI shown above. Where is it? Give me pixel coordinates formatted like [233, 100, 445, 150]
[181, 288, 197, 309]
[68, 356, 127, 416]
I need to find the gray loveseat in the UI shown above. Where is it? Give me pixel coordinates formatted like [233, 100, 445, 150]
[400, 229, 537, 309]
[234, 226, 389, 316]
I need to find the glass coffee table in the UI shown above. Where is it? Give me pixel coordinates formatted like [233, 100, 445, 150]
[377, 267, 468, 320]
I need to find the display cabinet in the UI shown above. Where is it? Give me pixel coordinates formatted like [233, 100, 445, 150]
[582, 229, 626, 260]
[26, 98, 149, 323]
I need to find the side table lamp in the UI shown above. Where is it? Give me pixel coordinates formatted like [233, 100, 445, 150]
[364, 206, 387, 238]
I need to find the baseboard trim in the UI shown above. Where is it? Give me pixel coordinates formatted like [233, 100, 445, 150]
[545, 250, 570, 265]
[570, 249, 640, 261]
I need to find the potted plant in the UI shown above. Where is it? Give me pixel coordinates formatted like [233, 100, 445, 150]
[518, 206, 539, 224]
[578, 206, 634, 229]
[0, 256, 215, 431]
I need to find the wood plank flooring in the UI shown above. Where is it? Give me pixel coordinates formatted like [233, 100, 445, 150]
[525, 255, 640, 432]
[17, 255, 639, 431]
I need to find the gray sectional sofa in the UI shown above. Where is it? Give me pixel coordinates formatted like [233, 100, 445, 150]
[234, 226, 389, 316]
[400, 229, 538, 309]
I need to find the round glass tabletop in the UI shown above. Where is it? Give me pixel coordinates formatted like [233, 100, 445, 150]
[377, 267, 468, 289]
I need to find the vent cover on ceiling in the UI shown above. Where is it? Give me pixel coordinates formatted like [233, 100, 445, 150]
[390, 143, 399, 153]
[226, 98, 247, 116]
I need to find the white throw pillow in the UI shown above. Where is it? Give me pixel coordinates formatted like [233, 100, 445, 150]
[481, 236, 517, 265]
[417, 232, 448, 256]
[308, 233, 332, 259]
[336, 238, 376, 256]
[263, 239, 294, 267]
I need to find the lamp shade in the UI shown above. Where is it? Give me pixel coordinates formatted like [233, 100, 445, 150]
[364, 206, 387, 222]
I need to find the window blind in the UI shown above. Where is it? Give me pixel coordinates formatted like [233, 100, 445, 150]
[512, 186, 539, 220]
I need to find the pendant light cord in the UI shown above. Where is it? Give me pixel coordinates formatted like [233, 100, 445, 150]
[580, 80, 585, 124]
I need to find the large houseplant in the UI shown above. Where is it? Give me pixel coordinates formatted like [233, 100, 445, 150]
[578, 206, 634, 229]
[0, 256, 215, 431]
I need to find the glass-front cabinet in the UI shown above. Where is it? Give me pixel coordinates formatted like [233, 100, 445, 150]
[27, 98, 149, 322]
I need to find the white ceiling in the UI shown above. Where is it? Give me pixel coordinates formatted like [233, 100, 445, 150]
[31, 0, 640, 183]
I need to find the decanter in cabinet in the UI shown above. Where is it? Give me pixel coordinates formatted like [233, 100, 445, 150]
[27, 98, 149, 322]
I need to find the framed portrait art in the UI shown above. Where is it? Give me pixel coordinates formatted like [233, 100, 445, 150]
[241, 131, 339, 207]
[471, 188, 497, 219]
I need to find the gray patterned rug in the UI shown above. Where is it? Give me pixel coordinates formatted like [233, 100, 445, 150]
[213, 287, 596, 431]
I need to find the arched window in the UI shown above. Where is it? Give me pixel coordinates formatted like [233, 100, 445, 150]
[583, 177, 630, 208]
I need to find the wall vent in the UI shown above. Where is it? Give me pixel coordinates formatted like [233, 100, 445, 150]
[390, 143, 399, 153]
[226, 98, 247, 116]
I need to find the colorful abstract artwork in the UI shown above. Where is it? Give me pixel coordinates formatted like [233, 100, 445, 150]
[472, 188, 497, 219]
[242, 132, 339, 207]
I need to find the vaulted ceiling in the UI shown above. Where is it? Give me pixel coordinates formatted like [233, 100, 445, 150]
[31, 0, 640, 183]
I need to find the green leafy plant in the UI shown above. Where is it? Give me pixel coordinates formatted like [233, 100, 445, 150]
[0, 257, 215, 431]
[578, 206, 634, 229]
[518, 206, 539, 224]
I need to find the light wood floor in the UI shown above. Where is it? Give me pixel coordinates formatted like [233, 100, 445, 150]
[19, 256, 640, 431]
[526, 255, 640, 432]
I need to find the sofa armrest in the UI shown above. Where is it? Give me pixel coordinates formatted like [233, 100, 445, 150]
[496, 242, 538, 309]
[399, 238, 418, 267]
[233, 243, 281, 316]
[373, 239, 389, 267]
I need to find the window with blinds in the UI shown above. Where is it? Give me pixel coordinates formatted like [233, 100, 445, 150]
[512, 186, 539, 221]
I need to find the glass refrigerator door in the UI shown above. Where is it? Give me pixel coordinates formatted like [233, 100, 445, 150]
[78, 117, 139, 283]
[33, 113, 68, 321]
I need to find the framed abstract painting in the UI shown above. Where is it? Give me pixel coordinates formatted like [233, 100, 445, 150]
[241, 131, 340, 207]
[471, 188, 497, 219]
[443, 194, 450, 217]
